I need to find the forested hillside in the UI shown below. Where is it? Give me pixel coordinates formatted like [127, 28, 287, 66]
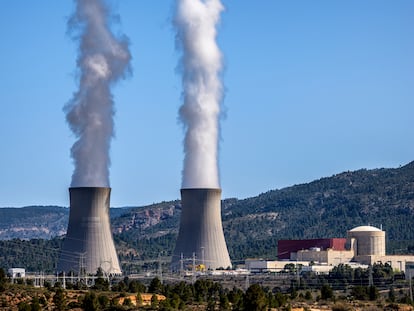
[0, 206, 67, 240]
[222, 161, 414, 259]
[0, 206, 128, 240]
[1, 162, 414, 272]
[114, 161, 414, 263]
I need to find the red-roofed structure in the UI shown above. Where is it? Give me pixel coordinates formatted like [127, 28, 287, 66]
[278, 238, 347, 260]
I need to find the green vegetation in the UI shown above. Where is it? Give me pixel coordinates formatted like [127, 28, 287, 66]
[115, 161, 414, 267]
[2, 162, 414, 272]
[297, 263, 404, 294]
[0, 238, 61, 272]
[0, 206, 68, 240]
[1, 273, 414, 310]
[0, 268, 8, 292]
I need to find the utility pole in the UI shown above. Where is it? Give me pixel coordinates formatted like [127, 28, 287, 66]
[296, 264, 300, 284]
[410, 270, 413, 302]
[107, 262, 112, 290]
[78, 252, 84, 282]
[158, 252, 163, 284]
[296, 260, 300, 287]
[192, 252, 196, 284]
[78, 252, 86, 286]
[201, 247, 205, 269]
[369, 265, 373, 287]
[180, 253, 184, 278]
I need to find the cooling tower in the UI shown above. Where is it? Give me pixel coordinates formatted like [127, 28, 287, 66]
[58, 187, 121, 275]
[171, 188, 232, 271]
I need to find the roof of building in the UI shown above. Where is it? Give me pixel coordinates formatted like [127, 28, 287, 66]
[349, 225, 382, 232]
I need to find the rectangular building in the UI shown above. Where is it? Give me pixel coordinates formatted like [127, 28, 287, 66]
[278, 238, 347, 259]
[8, 268, 25, 278]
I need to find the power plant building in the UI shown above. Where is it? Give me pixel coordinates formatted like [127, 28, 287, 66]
[348, 226, 414, 273]
[248, 225, 414, 275]
[348, 225, 386, 257]
[278, 238, 347, 260]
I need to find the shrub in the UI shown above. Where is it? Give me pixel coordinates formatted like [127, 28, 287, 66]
[331, 303, 352, 311]
[320, 284, 334, 300]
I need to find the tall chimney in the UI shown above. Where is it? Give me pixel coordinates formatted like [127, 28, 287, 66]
[58, 187, 121, 274]
[171, 188, 231, 271]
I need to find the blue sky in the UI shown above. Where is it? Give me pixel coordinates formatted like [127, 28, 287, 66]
[0, 1, 413, 207]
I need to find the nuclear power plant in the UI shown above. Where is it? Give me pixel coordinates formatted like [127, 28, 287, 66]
[57, 187, 121, 275]
[171, 188, 232, 271]
[248, 225, 414, 275]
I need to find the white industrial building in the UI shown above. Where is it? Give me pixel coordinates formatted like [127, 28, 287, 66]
[246, 225, 414, 277]
[347, 226, 414, 275]
[245, 259, 310, 273]
[8, 268, 25, 278]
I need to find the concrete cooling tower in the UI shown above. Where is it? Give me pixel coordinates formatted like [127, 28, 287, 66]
[171, 188, 232, 271]
[58, 187, 121, 275]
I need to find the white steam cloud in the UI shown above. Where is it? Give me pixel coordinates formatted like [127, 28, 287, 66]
[65, 0, 131, 187]
[174, 0, 225, 189]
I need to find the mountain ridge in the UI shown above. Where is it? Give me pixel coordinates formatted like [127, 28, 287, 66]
[1, 161, 414, 266]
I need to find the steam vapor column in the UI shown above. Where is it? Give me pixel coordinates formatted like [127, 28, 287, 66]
[171, 188, 231, 270]
[58, 187, 121, 274]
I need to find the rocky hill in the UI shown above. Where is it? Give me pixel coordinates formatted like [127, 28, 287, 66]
[0, 206, 128, 240]
[111, 161, 414, 262]
[0, 206, 68, 240]
[1, 161, 414, 268]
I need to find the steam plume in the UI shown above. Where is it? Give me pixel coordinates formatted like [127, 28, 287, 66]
[64, 0, 131, 187]
[174, 0, 225, 189]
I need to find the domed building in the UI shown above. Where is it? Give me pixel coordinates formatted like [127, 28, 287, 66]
[345, 225, 414, 275]
[272, 225, 414, 277]
[347, 225, 386, 257]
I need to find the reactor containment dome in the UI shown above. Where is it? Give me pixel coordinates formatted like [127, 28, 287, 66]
[347, 225, 385, 257]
